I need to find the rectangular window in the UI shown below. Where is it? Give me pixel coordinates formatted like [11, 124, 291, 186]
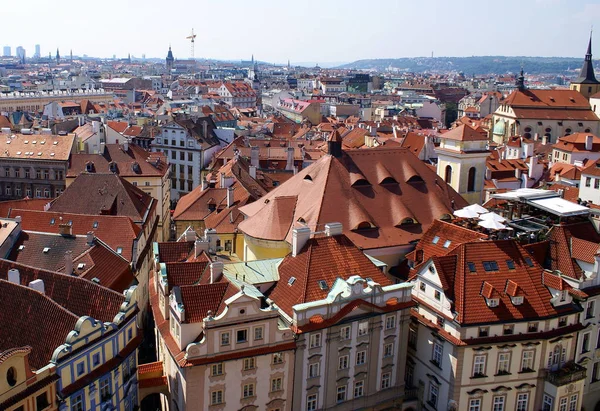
[528, 322, 539, 333]
[211, 390, 223, 405]
[243, 357, 255, 370]
[482, 261, 499, 271]
[338, 355, 349, 370]
[542, 395, 554, 411]
[272, 352, 283, 364]
[521, 350, 534, 372]
[434, 290, 441, 300]
[408, 326, 417, 349]
[587, 301, 595, 319]
[356, 351, 366, 365]
[36, 392, 49, 411]
[593, 362, 600, 382]
[473, 355, 486, 377]
[309, 333, 321, 348]
[171, 150, 176, 160]
[478, 327, 489, 337]
[72, 394, 84, 411]
[469, 398, 481, 411]
[420, 281, 426, 291]
[517, 393, 529, 411]
[76, 362, 85, 376]
[497, 353, 510, 374]
[100, 377, 111, 402]
[582, 332, 591, 353]
[242, 383, 254, 398]
[188, 152, 193, 161]
[503, 324, 514, 335]
[336, 385, 346, 402]
[559, 397, 568, 411]
[237, 329, 248, 343]
[384, 343, 393, 357]
[307, 394, 317, 411]
[211, 363, 223, 376]
[254, 327, 263, 341]
[309, 362, 320, 378]
[569, 394, 578, 411]
[432, 342, 443, 366]
[595, 179, 600, 189]
[179, 151, 185, 160]
[492, 395, 505, 411]
[381, 372, 391, 389]
[428, 384, 438, 408]
[93, 353, 100, 367]
[586, 177, 592, 187]
[340, 326, 351, 340]
[358, 321, 368, 336]
[385, 315, 395, 329]
[271, 377, 282, 392]
[354, 380, 364, 398]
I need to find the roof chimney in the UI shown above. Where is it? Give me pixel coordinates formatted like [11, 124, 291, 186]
[123, 139, 129, 152]
[327, 128, 343, 158]
[227, 186, 234, 208]
[185, 230, 196, 242]
[59, 223, 72, 237]
[292, 226, 311, 257]
[586, 135, 594, 151]
[64, 250, 73, 275]
[29, 279, 45, 294]
[201, 179, 208, 191]
[86, 231, 94, 245]
[202, 120, 208, 139]
[250, 146, 259, 168]
[285, 146, 295, 171]
[210, 261, 224, 283]
[249, 165, 257, 179]
[194, 238, 209, 258]
[325, 222, 343, 237]
[7, 268, 19, 284]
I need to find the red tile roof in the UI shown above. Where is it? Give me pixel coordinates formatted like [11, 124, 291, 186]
[165, 261, 210, 287]
[547, 222, 600, 280]
[179, 281, 235, 323]
[441, 124, 487, 142]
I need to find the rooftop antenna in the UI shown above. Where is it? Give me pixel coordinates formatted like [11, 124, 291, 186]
[186, 28, 197, 60]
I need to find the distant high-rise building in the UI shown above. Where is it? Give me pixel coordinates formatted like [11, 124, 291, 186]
[2, 46, 10, 57]
[34, 44, 40, 58]
[15, 46, 25, 62]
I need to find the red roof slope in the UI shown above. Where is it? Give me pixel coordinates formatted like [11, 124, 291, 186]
[179, 281, 236, 323]
[547, 222, 600, 279]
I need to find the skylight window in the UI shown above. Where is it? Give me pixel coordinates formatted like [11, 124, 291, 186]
[116, 247, 123, 255]
[318, 280, 328, 290]
[482, 261, 499, 271]
[18, 245, 24, 251]
[506, 260, 515, 270]
[288, 277, 296, 286]
[442, 240, 451, 248]
[467, 262, 476, 273]
[432, 236, 440, 244]
[43, 247, 50, 253]
[77, 263, 86, 270]
[524, 257, 534, 267]
[93, 221, 99, 228]
[50, 218, 55, 225]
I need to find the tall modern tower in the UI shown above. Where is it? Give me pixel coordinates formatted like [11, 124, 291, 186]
[2, 46, 10, 57]
[15, 46, 25, 62]
[34, 44, 41, 59]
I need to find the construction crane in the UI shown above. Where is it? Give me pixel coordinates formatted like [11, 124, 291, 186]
[186, 28, 197, 60]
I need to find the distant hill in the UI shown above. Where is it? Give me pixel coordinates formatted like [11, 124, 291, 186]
[336, 56, 594, 75]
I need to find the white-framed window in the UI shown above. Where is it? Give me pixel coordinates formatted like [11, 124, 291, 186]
[542, 394, 554, 411]
[243, 357, 255, 370]
[354, 380, 364, 398]
[356, 351, 366, 365]
[521, 350, 534, 372]
[516, 393, 529, 411]
[309, 333, 321, 348]
[569, 394, 578, 411]
[307, 394, 317, 411]
[337, 385, 346, 402]
[428, 383, 438, 407]
[381, 372, 391, 389]
[559, 397, 568, 411]
[340, 326, 351, 340]
[497, 352, 510, 374]
[242, 383, 254, 398]
[271, 377, 282, 392]
[473, 355, 486, 377]
[211, 363, 223, 376]
[582, 332, 591, 353]
[254, 327, 263, 341]
[587, 300, 595, 319]
[71, 393, 84, 411]
[384, 343, 393, 357]
[432, 342, 443, 366]
[221, 332, 230, 346]
[272, 352, 283, 364]
[385, 315, 395, 329]
[468, 398, 481, 411]
[309, 362, 320, 378]
[358, 321, 368, 336]
[211, 390, 223, 405]
[492, 395, 505, 411]
[338, 355, 349, 370]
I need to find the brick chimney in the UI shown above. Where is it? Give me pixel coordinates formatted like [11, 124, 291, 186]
[251, 146, 259, 168]
[586, 135, 594, 151]
[285, 146, 295, 171]
[64, 251, 73, 275]
[59, 223, 72, 236]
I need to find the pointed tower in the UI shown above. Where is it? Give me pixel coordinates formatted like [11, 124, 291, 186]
[70, 49, 73, 62]
[166, 45, 174, 73]
[570, 33, 600, 99]
[56, 48, 60, 64]
[515, 66, 525, 91]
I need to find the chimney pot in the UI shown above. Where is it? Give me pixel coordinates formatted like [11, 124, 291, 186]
[586, 135, 594, 151]
[7, 268, 19, 284]
[250, 146, 259, 168]
[227, 186, 234, 208]
[292, 226, 312, 257]
[185, 230, 196, 242]
[86, 231, 94, 245]
[29, 279, 45, 294]
[210, 261, 224, 283]
[325, 222, 343, 237]
[249, 165, 257, 179]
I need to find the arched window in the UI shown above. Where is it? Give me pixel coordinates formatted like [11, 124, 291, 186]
[356, 222, 372, 230]
[444, 165, 452, 184]
[467, 167, 476, 192]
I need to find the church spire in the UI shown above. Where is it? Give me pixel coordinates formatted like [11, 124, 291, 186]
[574, 31, 599, 84]
[516, 66, 525, 91]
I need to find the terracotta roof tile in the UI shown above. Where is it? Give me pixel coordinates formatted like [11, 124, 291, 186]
[179, 281, 234, 323]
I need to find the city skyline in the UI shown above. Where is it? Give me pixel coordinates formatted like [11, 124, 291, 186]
[2, 0, 600, 64]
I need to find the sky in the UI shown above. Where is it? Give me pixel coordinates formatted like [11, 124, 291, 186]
[2, 0, 600, 65]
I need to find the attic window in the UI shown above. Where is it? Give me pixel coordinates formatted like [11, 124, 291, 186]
[77, 263, 86, 270]
[303, 175, 313, 182]
[524, 257, 534, 267]
[43, 247, 50, 253]
[355, 221, 372, 230]
[380, 177, 398, 185]
[512, 296, 524, 306]
[50, 218, 55, 225]
[352, 178, 371, 188]
[93, 221, 98, 228]
[400, 217, 417, 226]
[288, 277, 296, 286]
[406, 175, 424, 184]
[487, 298, 499, 308]
[18, 245, 24, 251]
[442, 240, 451, 248]
[506, 260, 515, 270]
[482, 261, 499, 271]
[318, 280, 328, 290]
[467, 262, 476, 273]
[116, 247, 123, 255]
[432, 236, 440, 244]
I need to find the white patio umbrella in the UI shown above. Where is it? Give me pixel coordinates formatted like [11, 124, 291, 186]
[454, 208, 480, 218]
[463, 203, 488, 214]
[478, 219, 507, 230]
[478, 212, 506, 223]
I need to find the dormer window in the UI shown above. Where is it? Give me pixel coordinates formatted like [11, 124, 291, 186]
[511, 296, 524, 306]
[487, 298, 499, 308]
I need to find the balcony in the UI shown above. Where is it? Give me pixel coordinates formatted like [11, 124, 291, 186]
[544, 362, 586, 386]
